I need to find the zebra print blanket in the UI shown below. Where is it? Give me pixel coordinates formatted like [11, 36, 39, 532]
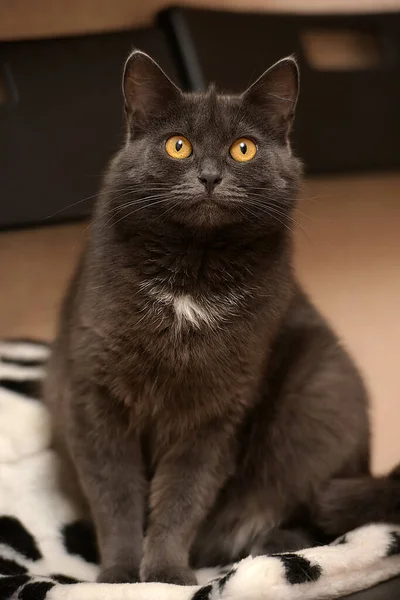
[1, 339, 400, 600]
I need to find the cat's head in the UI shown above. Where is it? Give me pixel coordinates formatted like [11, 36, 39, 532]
[104, 51, 301, 233]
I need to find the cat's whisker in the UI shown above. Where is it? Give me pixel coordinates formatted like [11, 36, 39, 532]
[297, 194, 328, 205]
[109, 196, 174, 227]
[44, 192, 103, 220]
[246, 196, 306, 227]
[257, 203, 312, 241]
[50, 185, 171, 223]
[242, 202, 297, 236]
[97, 191, 174, 222]
[158, 201, 183, 224]
[102, 197, 172, 227]
[110, 187, 174, 201]
[104, 192, 174, 218]
[115, 180, 171, 189]
[84, 193, 172, 232]
[109, 185, 173, 201]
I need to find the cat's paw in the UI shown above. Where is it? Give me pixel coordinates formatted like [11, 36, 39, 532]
[97, 565, 140, 583]
[142, 565, 197, 586]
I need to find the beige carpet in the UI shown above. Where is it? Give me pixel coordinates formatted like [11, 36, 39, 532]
[0, 172, 399, 473]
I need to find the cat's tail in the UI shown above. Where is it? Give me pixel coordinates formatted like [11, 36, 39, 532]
[313, 464, 400, 537]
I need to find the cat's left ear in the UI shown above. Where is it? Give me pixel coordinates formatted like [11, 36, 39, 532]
[242, 57, 299, 141]
[123, 50, 181, 132]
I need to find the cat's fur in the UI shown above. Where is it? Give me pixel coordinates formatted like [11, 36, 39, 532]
[45, 51, 400, 586]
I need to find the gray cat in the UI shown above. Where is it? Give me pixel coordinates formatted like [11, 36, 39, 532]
[45, 51, 400, 586]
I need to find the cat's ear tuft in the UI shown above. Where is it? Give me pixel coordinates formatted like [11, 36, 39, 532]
[243, 57, 299, 141]
[122, 50, 181, 131]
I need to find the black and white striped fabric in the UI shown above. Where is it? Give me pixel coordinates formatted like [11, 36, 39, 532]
[1, 339, 400, 600]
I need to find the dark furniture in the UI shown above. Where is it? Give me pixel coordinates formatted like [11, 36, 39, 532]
[0, 28, 179, 228]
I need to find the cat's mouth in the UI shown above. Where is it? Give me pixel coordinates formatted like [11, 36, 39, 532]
[187, 192, 235, 210]
[202, 196, 225, 208]
[174, 193, 242, 228]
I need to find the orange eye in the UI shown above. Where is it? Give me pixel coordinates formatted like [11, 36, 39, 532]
[230, 138, 257, 162]
[165, 135, 192, 159]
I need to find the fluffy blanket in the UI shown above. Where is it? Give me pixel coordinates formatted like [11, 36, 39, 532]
[1, 339, 400, 600]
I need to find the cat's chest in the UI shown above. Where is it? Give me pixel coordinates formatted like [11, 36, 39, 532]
[103, 279, 267, 439]
[112, 282, 257, 402]
[133, 238, 254, 331]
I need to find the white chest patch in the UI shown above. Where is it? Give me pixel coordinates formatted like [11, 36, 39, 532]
[144, 282, 243, 329]
[173, 295, 211, 328]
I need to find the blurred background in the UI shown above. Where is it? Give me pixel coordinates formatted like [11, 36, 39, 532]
[0, 0, 399, 473]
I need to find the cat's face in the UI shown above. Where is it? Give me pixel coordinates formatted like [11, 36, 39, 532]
[105, 52, 301, 233]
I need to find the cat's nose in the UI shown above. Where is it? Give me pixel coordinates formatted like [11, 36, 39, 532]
[198, 170, 222, 194]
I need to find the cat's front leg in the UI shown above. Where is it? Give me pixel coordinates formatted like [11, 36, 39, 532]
[67, 382, 146, 584]
[140, 425, 234, 585]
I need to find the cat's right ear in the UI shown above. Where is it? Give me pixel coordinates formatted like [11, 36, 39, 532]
[242, 57, 299, 142]
[123, 51, 181, 132]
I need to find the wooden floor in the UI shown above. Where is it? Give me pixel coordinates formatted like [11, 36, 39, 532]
[0, 172, 399, 473]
